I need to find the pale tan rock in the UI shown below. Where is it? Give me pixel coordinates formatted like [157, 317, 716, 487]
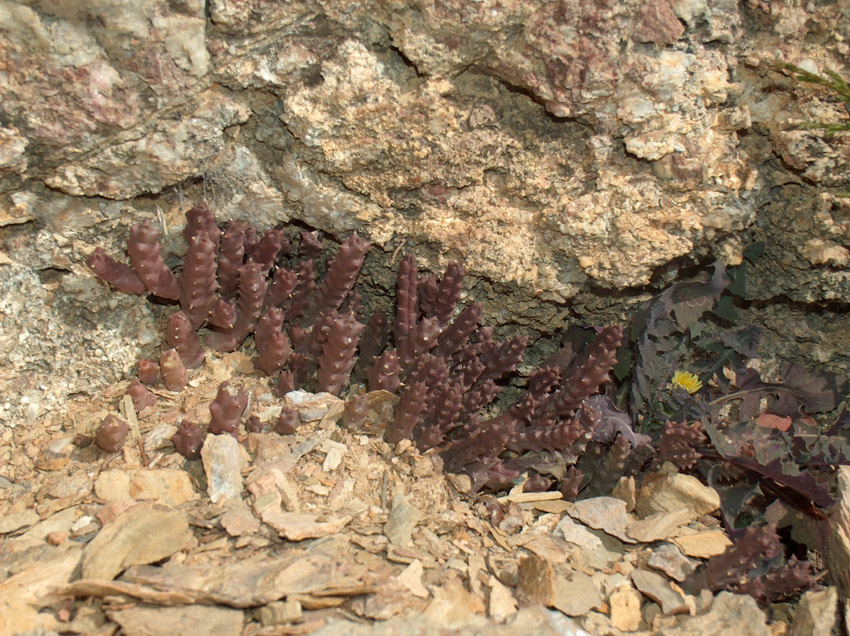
[609, 585, 643, 631]
[247, 466, 301, 513]
[248, 432, 291, 463]
[62, 579, 195, 605]
[122, 553, 336, 606]
[261, 511, 352, 541]
[424, 577, 486, 626]
[551, 572, 603, 617]
[646, 543, 699, 582]
[791, 587, 838, 636]
[220, 503, 260, 537]
[523, 533, 572, 565]
[360, 582, 424, 620]
[24, 507, 77, 540]
[396, 559, 429, 598]
[556, 515, 604, 550]
[567, 497, 638, 543]
[824, 466, 850, 627]
[258, 599, 302, 626]
[81, 502, 192, 580]
[285, 389, 343, 422]
[384, 494, 422, 547]
[659, 591, 771, 636]
[467, 554, 485, 596]
[515, 555, 554, 607]
[630, 569, 688, 615]
[45, 530, 67, 545]
[35, 436, 74, 471]
[202, 433, 244, 505]
[0, 510, 39, 534]
[612, 476, 637, 511]
[109, 605, 243, 636]
[635, 462, 720, 521]
[0, 549, 81, 636]
[627, 508, 692, 543]
[670, 530, 732, 558]
[321, 439, 347, 471]
[95, 468, 197, 506]
[488, 575, 518, 622]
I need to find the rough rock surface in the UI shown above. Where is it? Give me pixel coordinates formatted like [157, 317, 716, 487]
[0, 1, 849, 424]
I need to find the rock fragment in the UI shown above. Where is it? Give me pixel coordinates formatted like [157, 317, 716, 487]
[384, 494, 422, 547]
[81, 503, 192, 580]
[660, 591, 771, 636]
[635, 462, 720, 521]
[94, 468, 197, 506]
[201, 433, 244, 504]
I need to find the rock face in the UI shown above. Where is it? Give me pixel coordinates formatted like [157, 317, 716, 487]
[1, 0, 848, 423]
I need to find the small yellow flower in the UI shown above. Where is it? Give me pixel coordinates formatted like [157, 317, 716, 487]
[672, 370, 702, 394]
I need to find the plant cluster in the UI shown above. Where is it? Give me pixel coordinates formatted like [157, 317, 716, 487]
[88, 202, 850, 605]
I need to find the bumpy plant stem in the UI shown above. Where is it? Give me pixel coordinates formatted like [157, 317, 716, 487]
[208, 382, 247, 436]
[166, 311, 205, 368]
[128, 220, 181, 299]
[86, 248, 147, 294]
[179, 234, 218, 329]
[316, 313, 365, 396]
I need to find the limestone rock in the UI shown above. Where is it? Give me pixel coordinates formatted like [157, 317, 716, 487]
[81, 502, 192, 580]
[94, 468, 197, 507]
[109, 605, 243, 636]
[609, 585, 643, 631]
[201, 433, 244, 505]
[635, 463, 720, 521]
[658, 591, 771, 636]
[791, 587, 838, 636]
[384, 494, 422, 548]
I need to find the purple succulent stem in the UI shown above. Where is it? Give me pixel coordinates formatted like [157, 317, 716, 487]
[128, 220, 181, 299]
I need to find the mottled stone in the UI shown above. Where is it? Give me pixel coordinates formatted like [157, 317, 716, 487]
[0, 510, 39, 535]
[646, 543, 699, 582]
[551, 572, 603, 617]
[791, 587, 838, 636]
[384, 494, 422, 548]
[515, 555, 554, 608]
[670, 530, 732, 558]
[110, 605, 243, 636]
[81, 503, 192, 580]
[220, 503, 260, 537]
[567, 497, 637, 544]
[201, 433, 245, 504]
[609, 585, 643, 631]
[635, 463, 720, 522]
[630, 569, 688, 615]
[257, 599, 302, 627]
[94, 469, 197, 507]
[659, 591, 771, 636]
